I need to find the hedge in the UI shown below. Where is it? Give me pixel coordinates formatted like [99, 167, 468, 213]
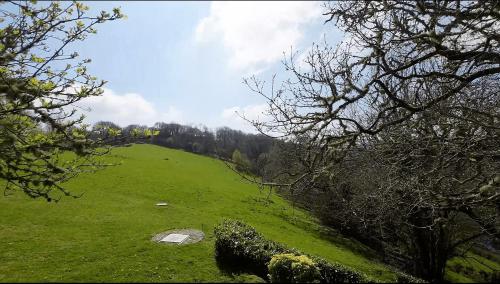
[214, 219, 370, 283]
[214, 219, 296, 279]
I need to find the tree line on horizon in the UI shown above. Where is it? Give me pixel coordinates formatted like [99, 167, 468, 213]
[91, 120, 275, 176]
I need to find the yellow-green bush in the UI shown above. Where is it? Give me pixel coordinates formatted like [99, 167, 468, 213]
[268, 253, 321, 283]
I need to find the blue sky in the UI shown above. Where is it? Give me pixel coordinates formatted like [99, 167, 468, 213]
[69, 1, 343, 133]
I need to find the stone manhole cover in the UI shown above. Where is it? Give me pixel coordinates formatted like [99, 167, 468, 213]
[152, 229, 204, 245]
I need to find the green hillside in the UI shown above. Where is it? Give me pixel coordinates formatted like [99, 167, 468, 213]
[0, 144, 399, 282]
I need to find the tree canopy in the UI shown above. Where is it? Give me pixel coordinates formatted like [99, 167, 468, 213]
[0, 1, 124, 201]
[248, 1, 500, 281]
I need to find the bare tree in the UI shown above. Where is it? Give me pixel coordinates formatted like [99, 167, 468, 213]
[246, 1, 500, 281]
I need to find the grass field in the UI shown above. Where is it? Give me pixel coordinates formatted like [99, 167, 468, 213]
[0, 144, 396, 282]
[0, 144, 495, 282]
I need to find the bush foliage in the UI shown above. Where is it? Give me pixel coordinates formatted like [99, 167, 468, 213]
[214, 219, 370, 283]
[268, 253, 321, 283]
[214, 219, 294, 279]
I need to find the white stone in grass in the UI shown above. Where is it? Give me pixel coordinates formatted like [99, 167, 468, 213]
[160, 234, 189, 243]
[156, 202, 168, 206]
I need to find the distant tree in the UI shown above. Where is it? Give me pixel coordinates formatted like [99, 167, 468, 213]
[90, 121, 122, 144]
[216, 127, 240, 158]
[0, 1, 126, 201]
[190, 142, 199, 153]
[122, 124, 145, 143]
[200, 126, 216, 155]
[93, 121, 121, 129]
[232, 149, 251, 173]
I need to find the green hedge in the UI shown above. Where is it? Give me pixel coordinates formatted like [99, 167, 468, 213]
[214, 219, 295, 279]
[311, 256, 371, 283]
[213, 219, 370, 283]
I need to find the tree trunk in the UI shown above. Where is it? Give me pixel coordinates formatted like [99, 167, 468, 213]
[411, 213, 449, 282]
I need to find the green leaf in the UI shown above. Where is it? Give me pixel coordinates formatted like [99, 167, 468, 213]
[29, 77, 40, 87]
[41, 81, 56, 91]
[76, 20, 85, 29]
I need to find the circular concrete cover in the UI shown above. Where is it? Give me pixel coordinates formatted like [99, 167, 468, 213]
[152, 229, 204, 245]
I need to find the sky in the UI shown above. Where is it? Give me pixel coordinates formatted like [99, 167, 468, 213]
[67, 1, 343, 133]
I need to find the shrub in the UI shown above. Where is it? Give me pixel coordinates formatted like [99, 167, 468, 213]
[214, 219, 294, 279]
[268, 253, 321, 283]
[311, 256, 370, 283]
[232, 149, 251, 173]
[214, 219, 370, 283]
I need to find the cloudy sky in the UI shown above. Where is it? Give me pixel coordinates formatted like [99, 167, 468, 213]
[70, 1, 342, 133]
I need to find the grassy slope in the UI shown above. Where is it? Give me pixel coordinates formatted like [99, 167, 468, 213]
[0, 144, 396, 282]
[446, 252, 500, 283]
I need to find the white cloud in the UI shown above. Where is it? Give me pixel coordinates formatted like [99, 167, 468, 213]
[294, 46, 313, 71]
[220, 103, 269, 133]
[195, 1, 322, 74]
[72, 88, 183, 127]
